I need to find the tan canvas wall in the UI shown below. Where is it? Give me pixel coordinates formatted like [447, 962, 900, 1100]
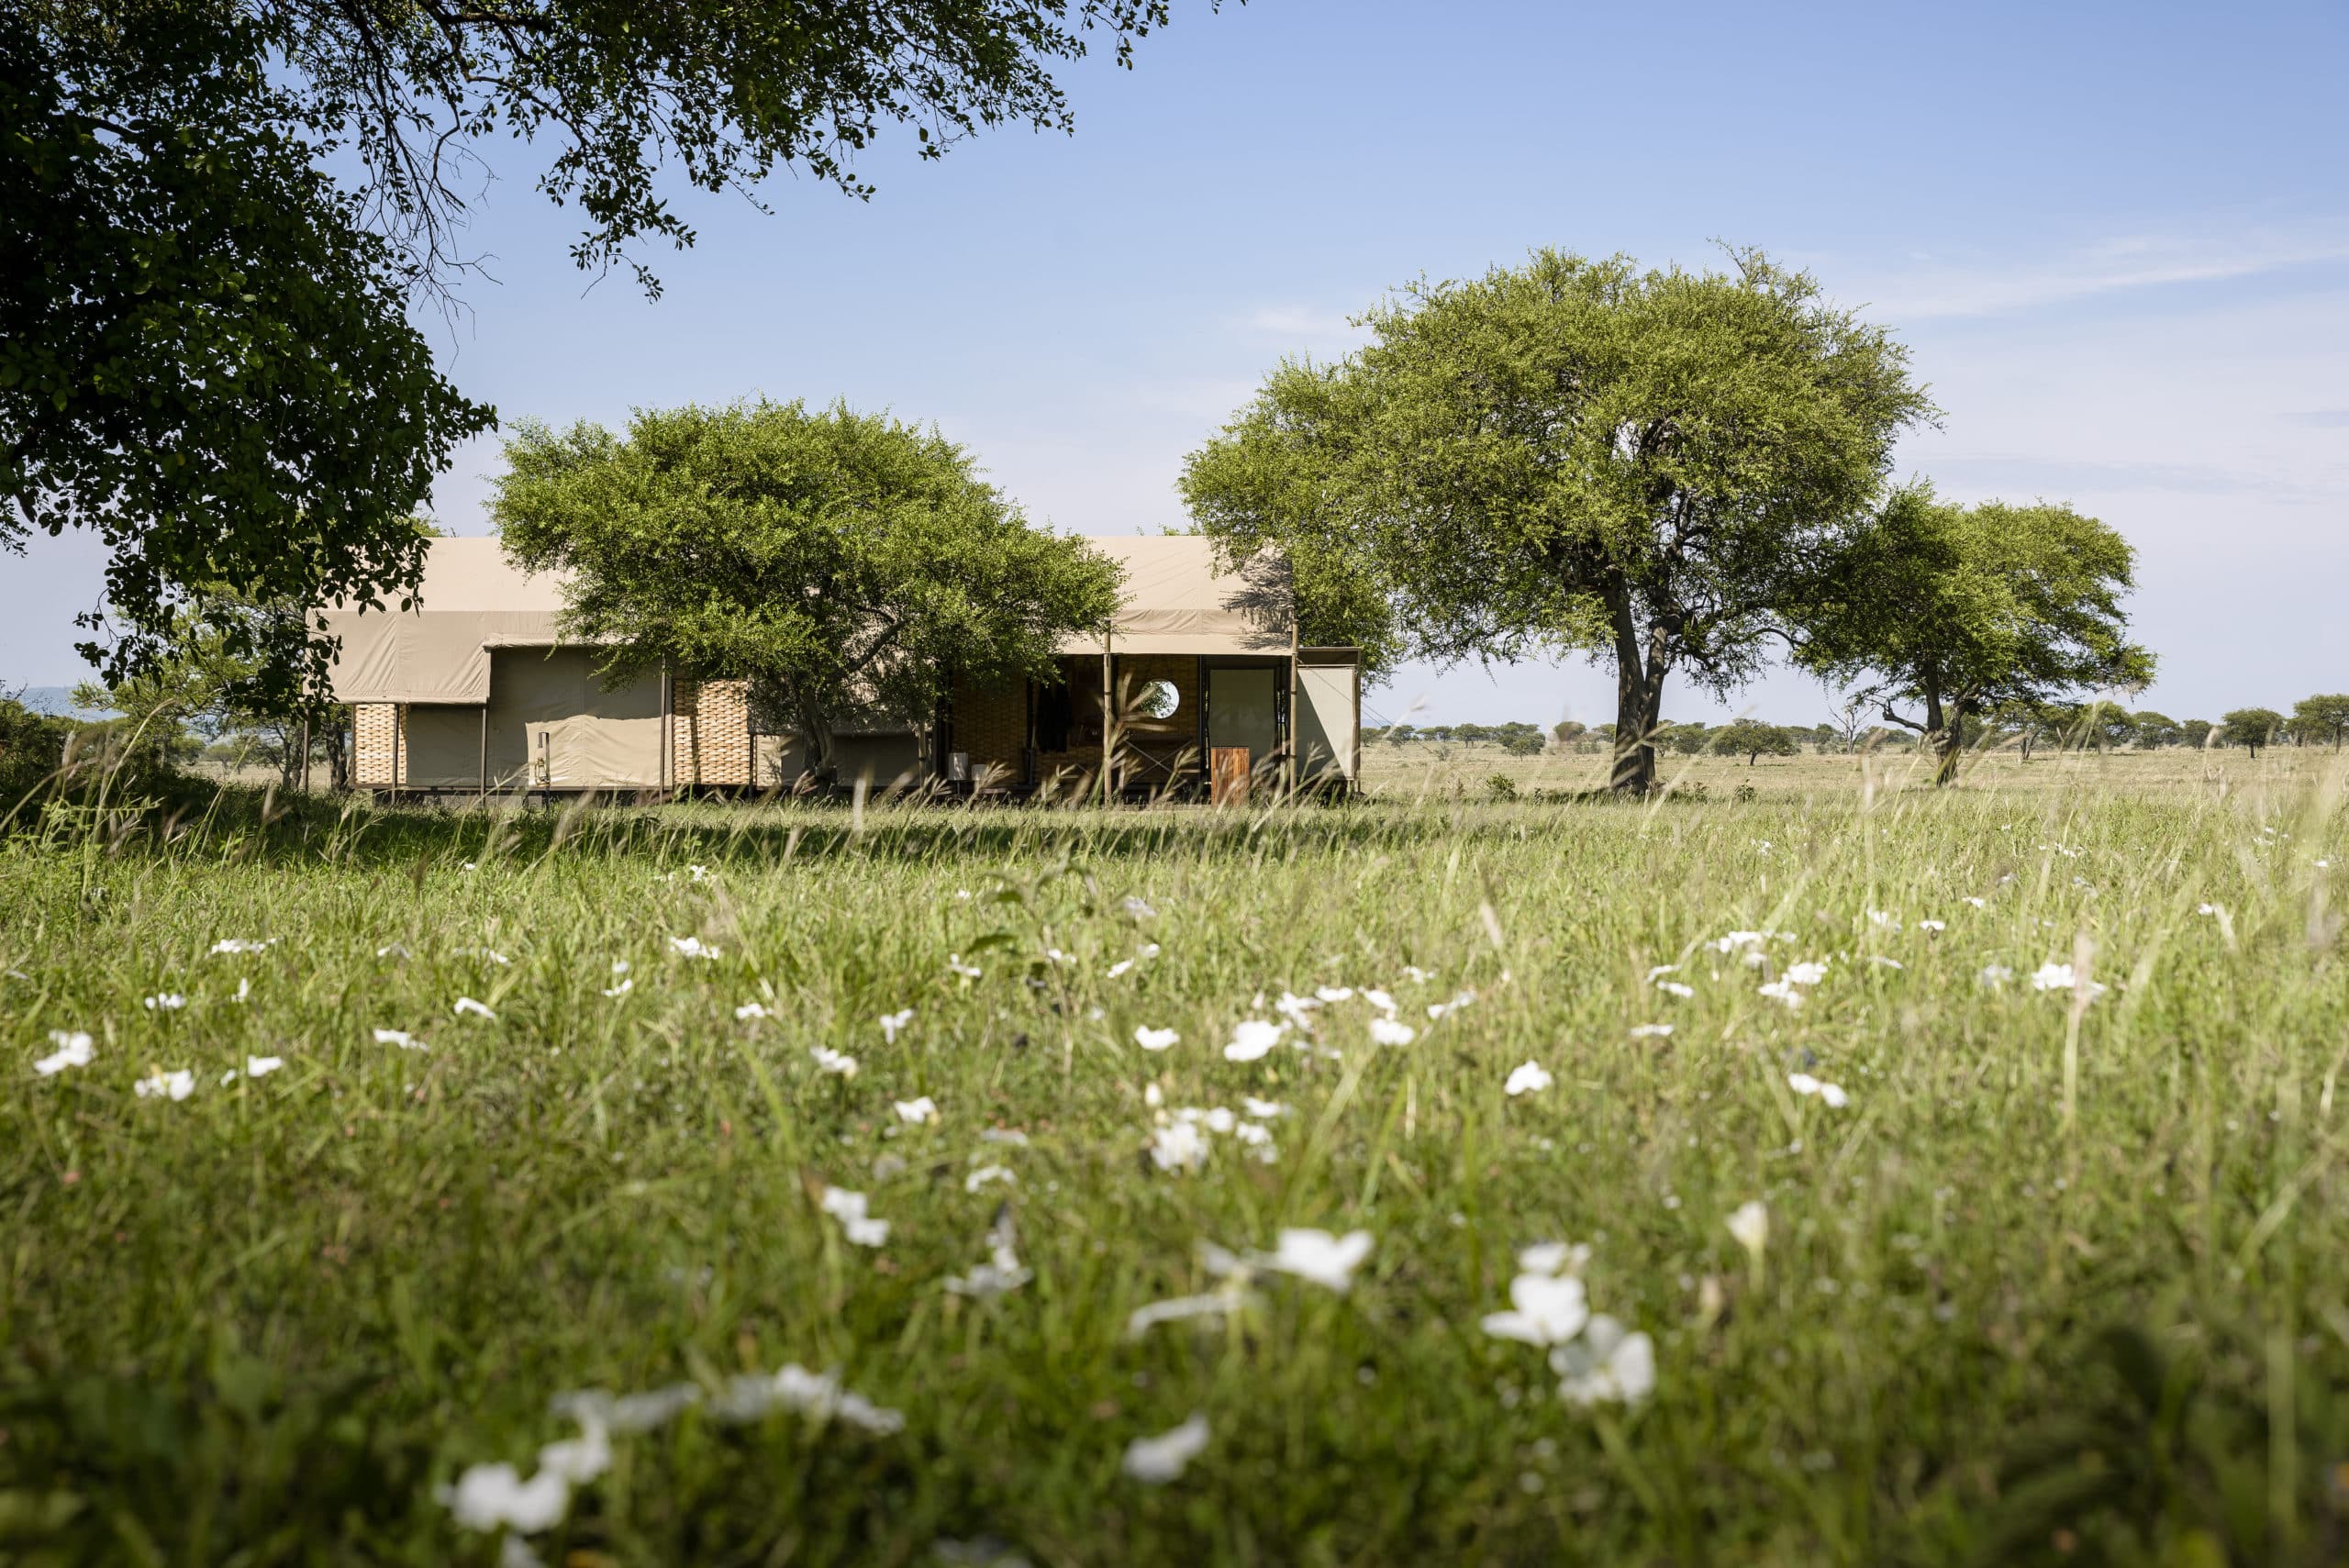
[1297, 662, 1358, 782]
[950, 675, 1028, 781]
[486, 649, 662, 789]
[404, 705, 486, 787]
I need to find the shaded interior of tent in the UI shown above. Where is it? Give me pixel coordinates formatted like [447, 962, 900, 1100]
[325, 537, 1360, 797]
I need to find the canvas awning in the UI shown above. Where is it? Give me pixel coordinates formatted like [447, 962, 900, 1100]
[1056, 535, 1293, 657]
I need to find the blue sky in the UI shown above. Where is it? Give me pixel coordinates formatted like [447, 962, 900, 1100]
[7, 0, 2344, 728]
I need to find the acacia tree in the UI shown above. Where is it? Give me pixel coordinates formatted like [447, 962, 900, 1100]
[2132, 711, 2181, 749]
[2289, 694, 2349, 750]
[1798, 484, 2152, 786]
[494, 401, 1120, 781]
[2221, 708, 2282, 759]
[8, 0, 1200, 687]
[1709, 718, 1798, 765]
[1181, 249, 1931, 793]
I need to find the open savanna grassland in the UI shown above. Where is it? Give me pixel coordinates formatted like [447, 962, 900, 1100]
[4, 762, 2348, 1566]
[1360, 738, 2322, 804]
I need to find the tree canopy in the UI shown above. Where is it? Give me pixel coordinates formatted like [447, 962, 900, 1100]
[1181, 248, 1931, 792]
[2288, 694, 2349, 750]
[492, 400, 1121, 780]
[1796, 484, 2152, 784]
[2221, 707, 2283, 758]
[7, 0, 1199, 685]
[1709, 718, 1798, 764]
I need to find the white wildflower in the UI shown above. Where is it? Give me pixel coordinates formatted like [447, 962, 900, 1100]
[948, 953, 984, 979]
[1251, 1229, 1374, 1292]
[734, 1002, 772, 1021]
[1121, 1413, 1209, 1484]
[2030, 962, 2106, 1000]
[1106, 959, 1134, 979]
[1481, 1271, 1589, 1346]
[809, 1046, 859, 1078]
[440, 1462, 571, 1534]
[1223, 1018, 1286, 1062]
[143, 993, 186, 1011]
[1869, 955, 1905, 970]
[1369, 1016, 1417, 1046]
[1241, 1096, 1290, 1118]
[1727, 1200, 1769, 1261]
[601, 977, 634, 999]
[1314, 985, 1354, 1003]
[1504, 1061, 1553, 1096]
[1146, 1120, 1209, 1173]
[964, 1164, 1015, 1193]
[2196, 902, 2219, 917]
[1978, 964, 2014, 987]
[668, 936, 718, 960]
[1629, 1023, 1674, 1039]
[1654, 980, 1695, 999]
[209, 938, 273, 955]
[373, 1028, 427, 1051]
[1785, 959, 1830, 985]
[1401, 965, 1435, 984]
[1134, 1026, 1181, 1051]
[33, 1030, 94, 1076]
[1122, 895, 1158, 919]
[1517, 1241, 1590, 1277]
[243, 1055, 284, 1078]
[1787, 1073, 1848, 1107]
[709, 1364, 903, 1434]
[979, 1128, 1030, 1146]
[1426, 990, 1476, 1021]
[1963, 896, 1987, 909]
[1644, 964, 1679, 983]
[1918, 919, 1946, 933]
[135, 1068, 195, 1101]
[1551, 1315, 1656, 1407]
[893, 1095, 938, 1125]
[944, 1219, 1032, 1298]
[1362, 987, 1397, 1015]
[687, 863, 713, 882]
[453, 996, 495, 1020]
[878, 1008, 915, 1044]
[819, 1187, 890, 1247]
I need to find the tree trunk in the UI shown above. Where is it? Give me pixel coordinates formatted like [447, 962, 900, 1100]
[1933, 696, 1966, 787]
[1606, 588, 1668, 795]
[790, 682, 838, 783]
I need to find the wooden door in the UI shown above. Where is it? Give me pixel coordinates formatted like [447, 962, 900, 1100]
[1209, 746, 1252, 806]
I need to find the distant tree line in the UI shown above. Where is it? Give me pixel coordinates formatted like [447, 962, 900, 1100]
[1363, 694, 2349, 768]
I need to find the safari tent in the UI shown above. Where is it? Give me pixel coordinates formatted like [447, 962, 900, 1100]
[325, 534, 1360, 798]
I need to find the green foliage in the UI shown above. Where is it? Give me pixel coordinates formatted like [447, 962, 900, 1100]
[1708, 718, 1799, 762]
[1798, 484, 2153, 784]
[2221, 708, 2284, 757]
[1181, 248, 1931, 793]
[2180, 718, 2214, 749]
[1482, 771, 1517, 799]
[2288, 694, 2349, 749]
[2132, 711, 2181, 749]
[0, 6, 494, 686]
[1659, 721, 1712, 756]
[494, 400, 1122, 779]
[6, 0, 1198, 690]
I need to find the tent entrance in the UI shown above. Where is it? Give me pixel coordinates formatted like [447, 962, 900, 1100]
[1204, 665, 1279, 780]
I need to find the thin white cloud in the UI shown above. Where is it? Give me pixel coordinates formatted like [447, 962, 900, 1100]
[1241, 305, 1364, 342]
[1854, 228, 2349, 320]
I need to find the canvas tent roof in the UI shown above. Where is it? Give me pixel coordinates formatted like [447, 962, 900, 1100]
[1055, 534, 1292, 657]
[323, 533, 1297, 705]
[319, 538, 568, 705]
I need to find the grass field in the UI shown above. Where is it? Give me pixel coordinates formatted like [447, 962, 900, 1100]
[5, 751, 2348, 1565]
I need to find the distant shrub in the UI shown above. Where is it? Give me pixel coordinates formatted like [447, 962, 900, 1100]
[1732, 783, 1757, 804]
[1485, 773, 1519, 801]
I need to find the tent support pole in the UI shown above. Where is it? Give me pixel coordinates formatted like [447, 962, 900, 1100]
[478, 705, 488, 804]
[1101, 639, 1114, 808]
[299, 717, 310, 795]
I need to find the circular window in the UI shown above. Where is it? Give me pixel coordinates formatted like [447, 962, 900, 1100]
[1136, 680, 1180, 720]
